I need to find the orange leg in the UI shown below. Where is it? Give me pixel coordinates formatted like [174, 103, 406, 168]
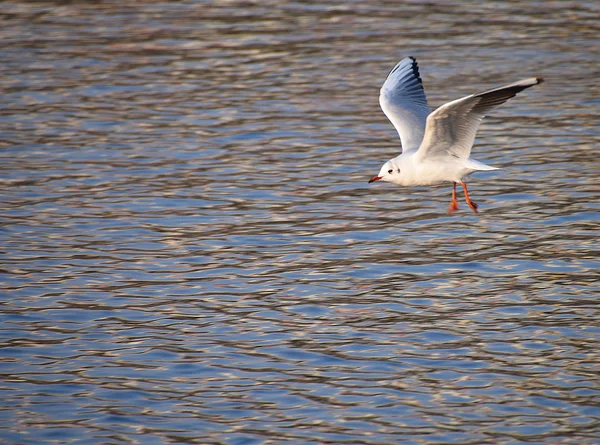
[448, 182, 460, 214]
[460, 182, 479, 213]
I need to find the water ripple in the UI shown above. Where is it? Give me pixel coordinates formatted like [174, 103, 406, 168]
[1, 1, 599, 444]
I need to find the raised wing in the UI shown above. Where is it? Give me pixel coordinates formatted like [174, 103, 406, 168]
[379, 57, 431, 152]
[417, 77, 543, 161]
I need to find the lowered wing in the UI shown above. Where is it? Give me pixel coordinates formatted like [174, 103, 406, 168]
[417, 77, 543, 161]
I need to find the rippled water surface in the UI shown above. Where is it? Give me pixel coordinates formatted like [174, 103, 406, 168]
[1, 1, 599, 444]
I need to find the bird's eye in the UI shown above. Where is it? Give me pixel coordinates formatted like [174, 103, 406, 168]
[388, 169, 393, 174]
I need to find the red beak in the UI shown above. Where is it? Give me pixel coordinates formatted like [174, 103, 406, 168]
[368, 176, 382, 183]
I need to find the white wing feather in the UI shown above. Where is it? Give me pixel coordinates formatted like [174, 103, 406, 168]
[417, 77, 543, 161]
[379, 57, 431, 152]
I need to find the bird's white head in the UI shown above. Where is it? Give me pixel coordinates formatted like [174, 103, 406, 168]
[368, 159, 401, 185]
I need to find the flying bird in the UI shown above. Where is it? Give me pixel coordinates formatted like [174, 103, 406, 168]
[369, 57, 542, 214]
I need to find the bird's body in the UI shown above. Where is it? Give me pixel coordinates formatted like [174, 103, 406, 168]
[369, 57, 542, 213]
[377, 149, 496, 187]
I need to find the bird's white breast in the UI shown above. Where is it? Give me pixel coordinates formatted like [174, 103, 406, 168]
[393, 152, 468, 186]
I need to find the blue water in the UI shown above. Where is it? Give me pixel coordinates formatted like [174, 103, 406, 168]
[1, 1, 599, 444]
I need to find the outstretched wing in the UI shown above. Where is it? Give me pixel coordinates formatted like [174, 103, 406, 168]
[379, 57, 431, 152]
[417, 77, 543, 161]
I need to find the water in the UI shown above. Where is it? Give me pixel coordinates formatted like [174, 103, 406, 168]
[1, 1, 599, 444]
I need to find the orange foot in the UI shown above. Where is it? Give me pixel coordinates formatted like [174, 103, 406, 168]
[459, 182, 479, 214]
[466, 199, 479, 213]
[448, 200, 460, 214]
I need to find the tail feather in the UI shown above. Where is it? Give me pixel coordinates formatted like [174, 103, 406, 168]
[466, 158, 499, 171]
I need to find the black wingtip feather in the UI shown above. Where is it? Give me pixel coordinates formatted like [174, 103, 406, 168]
[408, 56, 423, 85]
[473, 79, 541, 113]
[387, 56, 423, 84]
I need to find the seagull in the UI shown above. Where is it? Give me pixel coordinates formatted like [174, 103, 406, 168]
[368, 56, 542, 214]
